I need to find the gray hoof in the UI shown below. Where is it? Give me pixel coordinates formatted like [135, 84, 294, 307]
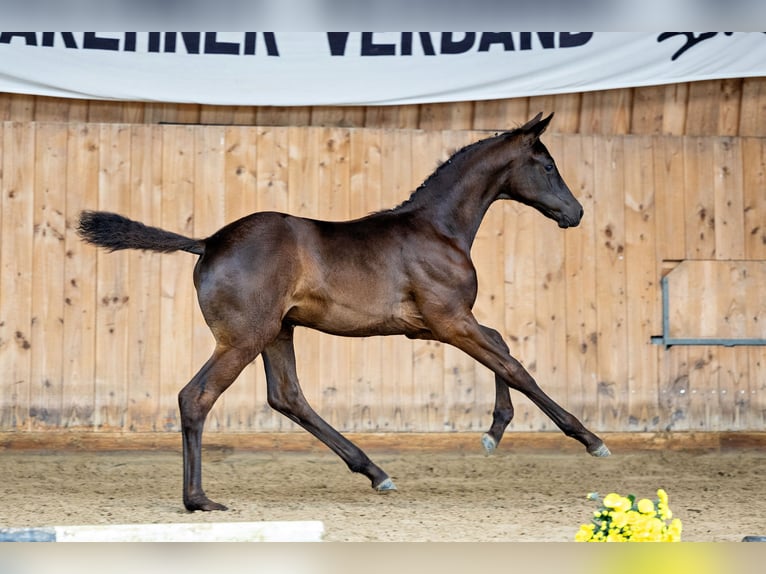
[481, 433, 497, 455]
[375, 478, 397, 492]
[589, 443, 611, 457]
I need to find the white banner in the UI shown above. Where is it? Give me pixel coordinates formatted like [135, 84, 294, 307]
[0, 32, 764, 106]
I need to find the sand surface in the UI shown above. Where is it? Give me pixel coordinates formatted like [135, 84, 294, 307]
[1, 446, 764, 542]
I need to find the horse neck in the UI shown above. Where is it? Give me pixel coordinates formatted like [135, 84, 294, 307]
[408, 137, 510, 250]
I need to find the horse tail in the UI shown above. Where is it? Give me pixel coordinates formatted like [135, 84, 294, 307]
[77, 210, 205, 256]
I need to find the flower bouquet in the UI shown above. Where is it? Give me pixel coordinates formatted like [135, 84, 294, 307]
[575, 489, 682, 542]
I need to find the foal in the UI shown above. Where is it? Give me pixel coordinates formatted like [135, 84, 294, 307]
[79, 113, 609, 511]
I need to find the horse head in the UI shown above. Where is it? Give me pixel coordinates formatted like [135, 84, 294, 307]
[498, 113, 583, 229]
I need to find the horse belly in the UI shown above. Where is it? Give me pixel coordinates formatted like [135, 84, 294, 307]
[285, 295, 426, 338]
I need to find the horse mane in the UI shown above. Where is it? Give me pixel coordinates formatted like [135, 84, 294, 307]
[381, 129, 512, 215]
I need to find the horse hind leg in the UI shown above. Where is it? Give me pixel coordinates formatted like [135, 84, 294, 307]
[179, 345, 256, 511]
[262, 326, 396, 492]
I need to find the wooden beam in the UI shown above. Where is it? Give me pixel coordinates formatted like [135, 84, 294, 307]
[1, 431, 763, 453]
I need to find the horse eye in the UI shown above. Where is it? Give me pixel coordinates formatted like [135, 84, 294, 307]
[544, 164, 554, 173]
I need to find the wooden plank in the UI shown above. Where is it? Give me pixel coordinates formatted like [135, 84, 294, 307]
[653, 135, 688, 432]
[347, 128, 387, 430]
[439, 131, 479, 431]
[683, 137, 717, 258]
[287, 126, 320, 431]
[623, 136, 660, 431]
[685, 80, 743, 137]
[0, 123, 35, 430]
[591, 136, 628, 431]
[530, 134, 569, 432]
[125, 125, 163, 432]
[220, 126, 265, 430]
[579, 89, 632, 134]
[62, 124, 99, 429]
[158, 126, 198, 432]
[29, 123, 68, 429]
[742, 136, 766, 431]
[363, 106, 420, 129]
[653, 136, 687, 260]
[718, 79, 744, 136]
[631, 85, 666, 135]
[256, 126, 289, 212]
[418, 102, 474, 130]
[742, 138, 766, 260]
[503, 185, 539, 430]
[471, 129, 507, 432]
[665, 260, 766, 340]
[473, 99, 530, 131]
[739, 78, 766, 137]
[254, 126, 290, 430]
[193, 126, 229, 431]
[3, 430, 762, 453]
[409, 129, 446, 431]
[310, 106, 366, 127]
[315, 127, 352, 430]
[378, 129, 414, 430]
[713, 137, 746, 259]
[661, 83, 690, 135]
[561, 134, 598, 426]
[660, 346, 691, 431]
[255, 106, 312, 127]
[95, 124, 132, 430]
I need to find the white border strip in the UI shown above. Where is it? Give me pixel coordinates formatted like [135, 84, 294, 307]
[0, 521, 325, 542]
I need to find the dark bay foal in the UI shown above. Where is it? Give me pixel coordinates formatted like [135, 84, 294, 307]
[78, 113, 609, 512]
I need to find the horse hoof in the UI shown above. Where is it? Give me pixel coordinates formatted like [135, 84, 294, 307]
[185, 498, 229, 512]
[481, 433, 497, 455]
[589, 443, 611, 457]
[375, 478, 397, 493]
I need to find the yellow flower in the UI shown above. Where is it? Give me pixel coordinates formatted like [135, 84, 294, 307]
[603, 493, 632, 512]
[637, 498, 656, 515]
[576, 489, 682, 542]
[575, 524, 595, 542]
[610, 511, 629, 529]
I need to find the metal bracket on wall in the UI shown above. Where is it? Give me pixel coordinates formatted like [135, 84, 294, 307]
[650, 275, 766, 348]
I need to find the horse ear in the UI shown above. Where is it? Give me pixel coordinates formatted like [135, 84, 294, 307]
[521, 112, 553, 141]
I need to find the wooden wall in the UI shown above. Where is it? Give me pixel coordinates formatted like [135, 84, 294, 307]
[2, 77, 765, 136]
[0, 120, 763, 434]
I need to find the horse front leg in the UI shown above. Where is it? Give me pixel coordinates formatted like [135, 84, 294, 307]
[480, 327, 514, 454]
[437, 314, 609, 457]
[262, 326, 396, 492]
[179, 345, 254, 511]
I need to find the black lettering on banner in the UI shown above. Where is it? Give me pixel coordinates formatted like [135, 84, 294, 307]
[361, 32, 395, 56]
[327, 32, 349, 56]
[418, 33, 436, 56]
[42, 32, 78, 48]
[83, 32, 119, 51]
[204, 32, 239, 55]
[441, 33, 476, 54]
[478, 32, 515, 52]
[559, 32, 593, 47]
[124, 32, 137, 52]
[0, 32, 37, 45]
